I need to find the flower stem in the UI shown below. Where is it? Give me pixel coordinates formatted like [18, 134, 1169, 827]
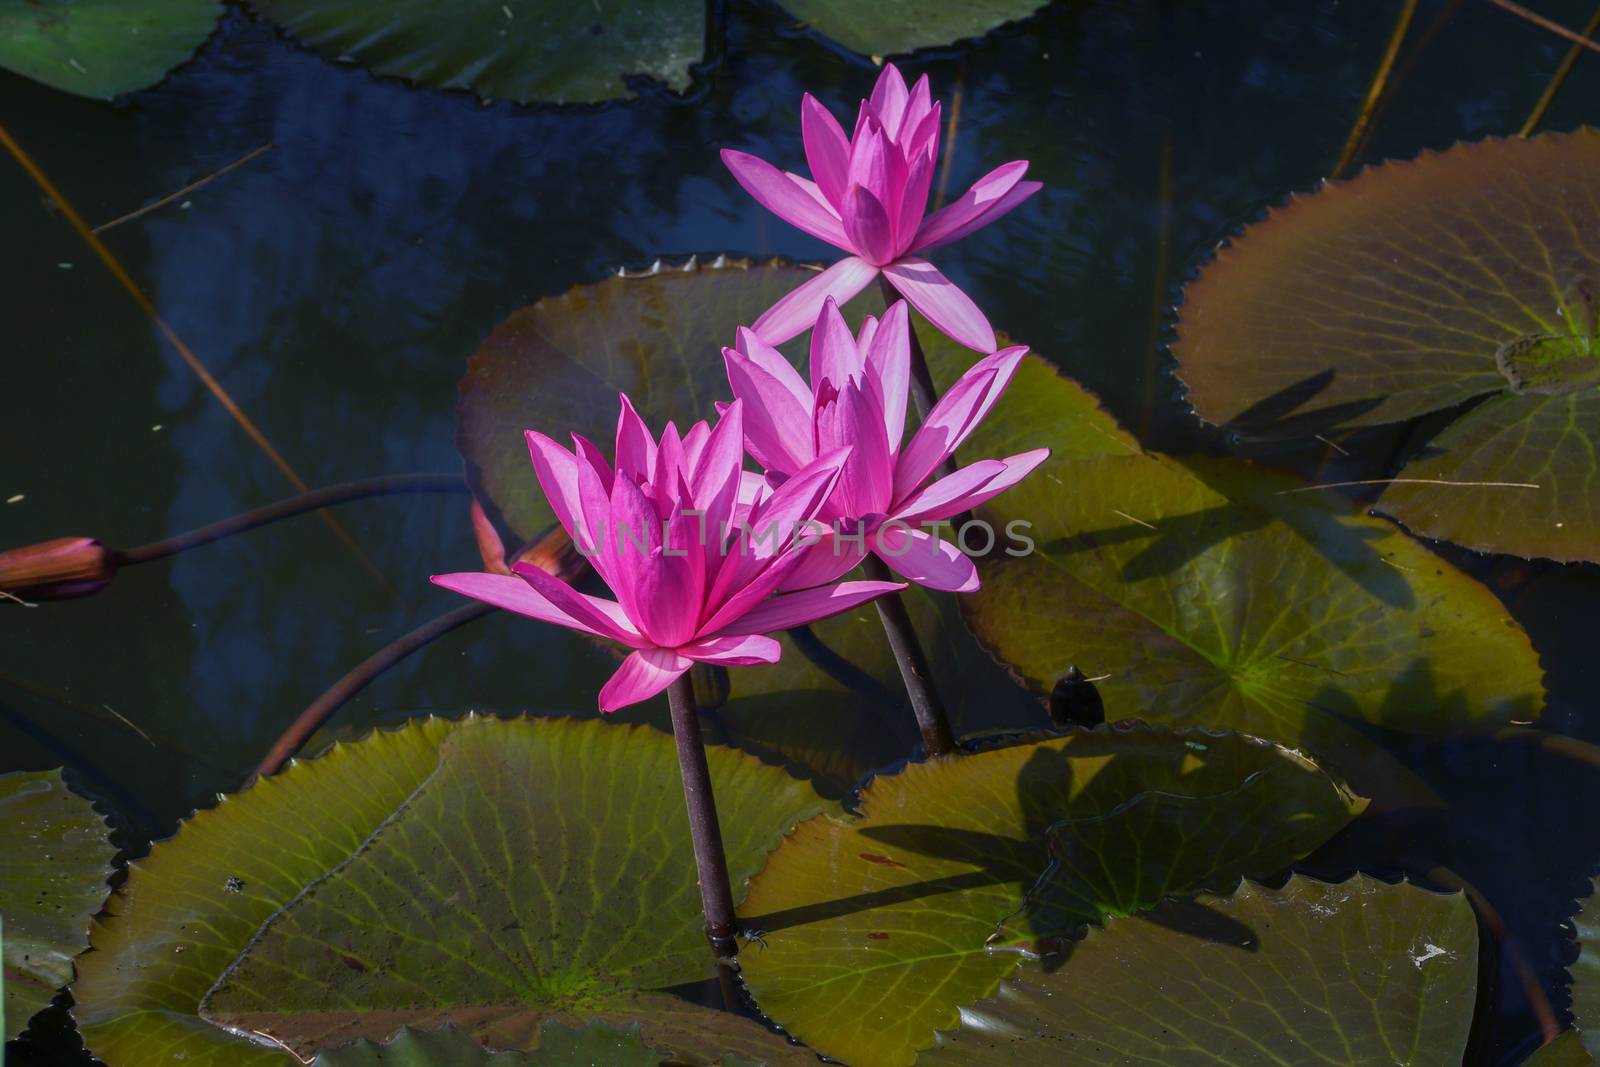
[665, 674, 741, 968]
[878, 275, 941, 420]
[860, 554, 956, 757]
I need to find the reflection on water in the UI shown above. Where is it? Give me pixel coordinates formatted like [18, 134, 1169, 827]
[4, 1, 1600, 1061]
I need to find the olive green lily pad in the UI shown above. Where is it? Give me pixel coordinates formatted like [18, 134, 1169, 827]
[919, 875, 1479, 1066]
[1570, 883, 1600, 1056]
[736, 728, 1365, 1067]
[247, 0, 702, 104]
[457, 258, 1104, 780]
[1526, 1032, 1599, 1067]
[1172, 130, 1600, 562]
[960, 450, 1545, 788]
[72, 715, 824, 1066]
[313, 1019, 765, 1066]
[774, 0, 1049, 58]
[1, 768, 115, 1041]
[0, 0, 220, 100]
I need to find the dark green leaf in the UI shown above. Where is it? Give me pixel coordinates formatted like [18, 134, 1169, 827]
[774, 0, 1049, 57]
[736, 728, 1364, 1067]
[921, 876, 1478, 1066]
[73, 716, 822, 1065]
[248, 0, 702, 105]
[1, 768, 114, 1041]
[0, 0, 220, 99]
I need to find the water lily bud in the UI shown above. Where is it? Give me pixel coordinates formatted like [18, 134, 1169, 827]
[690, 662, 731, 713]
[1048, 665, 1104, 728]
[0, 537, 115, 600]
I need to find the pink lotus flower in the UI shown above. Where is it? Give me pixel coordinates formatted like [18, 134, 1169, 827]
[433, 397, 904, 711]
[723, 298, 1050, 594]
[721, 64, 1041, 354]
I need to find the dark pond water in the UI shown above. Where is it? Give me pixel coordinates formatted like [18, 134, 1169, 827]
[4, 1, 1600, 1062]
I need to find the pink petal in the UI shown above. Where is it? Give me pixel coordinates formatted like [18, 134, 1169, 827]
[680, 633, 782, 666]
[895, 153, 934, 257]
[873, 525, 979, 592]
[912, 162, 1039, 253]
[814, 381, 894, 518]
[751, 257, 880, 346]
[846, 128, 891, 209]
[881, 257, 996, 353]
[889, 460, 1007, 523]
[843, 185, 896, 267]
[801, 93, 852, 208]
[604, 470, 659, 626]
[615, 394, 657, 482]
[777, 532, 869, 591]
[721, 148, 850, 249]
[571, 434, 616, 582]
[904, 101, 942, 166]
[864, 300, 912, 451]
[869, 64, 911, 136]
[736, 326, 813, 410]
[892, 346, 1027, 501]
[432, 572, 612, 638]
[723, 346, 814, 474]
[688, 400, 745, 578]
[599, 648, 692, 712]
[701, 448, 850, 629]
[719, 579, 906, 635]
[809, 296, 864, 394]
[654, 421, 685, 506]
[509, 561, 648, 647]
[899, 75, 934, 146]
[682, 420, 711, 473]
[632, 501, 703, 648]
[524, 431, 585, 546]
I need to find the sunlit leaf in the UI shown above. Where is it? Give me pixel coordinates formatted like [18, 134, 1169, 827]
[774, 0, 1049, 57]
[920, 876, 1478, 1066]
[1, 769, 114, 1040]
[961, 450, 1545, 788]
[72, 716, 823, 1065]
[0, 0, 220, 99]
[736, 728, 1364, 1067]
[247, 0, 703, 105]
[1172, 131, 1600, 562]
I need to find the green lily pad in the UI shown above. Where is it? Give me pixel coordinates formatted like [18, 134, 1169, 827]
[1526, 1032, 1599, 1067]
[72, 716, 824, 1066]
[735, 728, 1365, 1067]
[247, 0, 703, 104]
[1, 768, 115, 1041]
[919, 875, 1479, 1066]
[774, 0, 1049, 57]
[457, 258, 1104, 779]
[960, 450, 1545, 787]
[0, 0, 220, 100]
[1571, 884, 1600, 1056]
[1171, 130, 1600, 562]
[313, 1019, 765, 1066]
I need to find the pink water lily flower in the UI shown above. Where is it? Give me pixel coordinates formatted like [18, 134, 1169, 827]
[432, 397, 904, 711]
[723, 298, 1050, 594]
[721, 63, 1041, 354]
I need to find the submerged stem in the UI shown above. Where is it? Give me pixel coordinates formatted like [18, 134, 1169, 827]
[860, 555, 956, 757]
[665, 674, 741, 969]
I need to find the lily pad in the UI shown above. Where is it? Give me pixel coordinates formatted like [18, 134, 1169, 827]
[1572, 884, 1600, 1055]
[457, 258, 1103, 776]
[72, 715, 823, 1066]
[960, 449, 1545, 787]
[735, 727, 1364, 1067]
[1527, 1032, 1599, 1066]
[247, 0, 703, 104]
[919, 875, 1479, 1066]
[1172, 130, 1600, 562]
[774, 0, 1049, 57]
[313, 1019, 760, 1066]
[0, 0, 220, 100]
[1, 768, 115, 1041]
